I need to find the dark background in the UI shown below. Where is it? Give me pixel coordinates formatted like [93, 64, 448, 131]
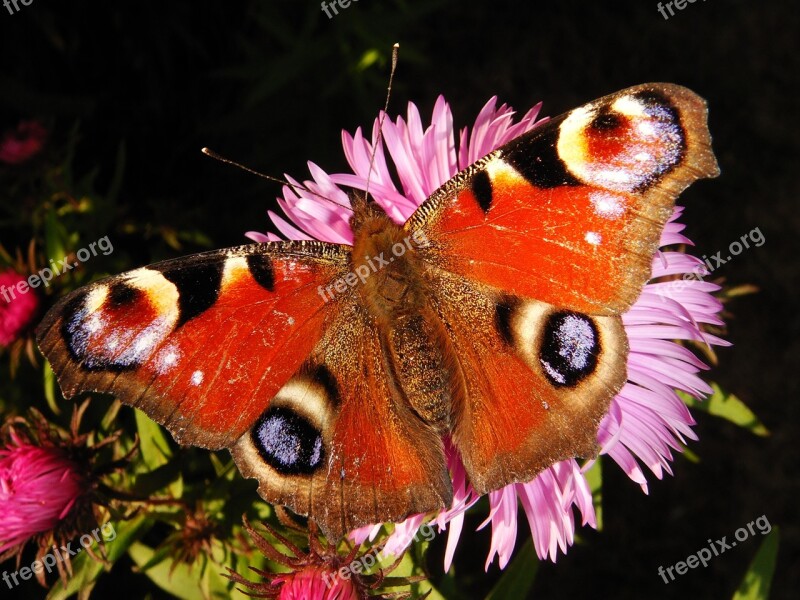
[1, 0, 797, 598]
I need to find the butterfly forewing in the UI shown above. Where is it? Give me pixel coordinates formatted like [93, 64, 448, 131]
[37, 242, 348, 449]
[407, 83, 719, 315]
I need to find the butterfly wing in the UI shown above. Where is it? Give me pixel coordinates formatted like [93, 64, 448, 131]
[407, 83, 718, 491]
[36, 242, 347, 449]
[424, 268, 627, 493]
[407, 83, 719, 315]
[36, 241, 451, 538]
[231, 299, 451, 538]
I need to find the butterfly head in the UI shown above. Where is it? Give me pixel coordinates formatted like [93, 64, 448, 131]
[348, 190, 391, 235]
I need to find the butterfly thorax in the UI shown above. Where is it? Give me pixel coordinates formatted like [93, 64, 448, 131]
[352, 215, 420, 310]
[350, 201, 425, 318]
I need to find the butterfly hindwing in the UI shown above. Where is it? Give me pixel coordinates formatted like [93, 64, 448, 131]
[424, 268, 628, 493]
[407, 83, 719, 315]
[231, 301, 452, 538]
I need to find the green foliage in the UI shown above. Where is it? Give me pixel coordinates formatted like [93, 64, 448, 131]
[681, 384, 769, 437]
[128, 541, 233, 600]
[732, 528, 779, 600]
[484, 541, 538, 600]
[46, 516, 154, 600]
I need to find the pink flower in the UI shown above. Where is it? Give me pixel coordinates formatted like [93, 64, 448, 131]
[251, 95, 726, 568]
[228, 518, 417, 599]
[273, 565, 359, 600]
[0, 120, 47, 165]
[0, 432, 86, 554]
[0, 269, 39, 346]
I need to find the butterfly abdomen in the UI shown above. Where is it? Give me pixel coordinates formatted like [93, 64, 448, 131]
[386, 312, 456, 432]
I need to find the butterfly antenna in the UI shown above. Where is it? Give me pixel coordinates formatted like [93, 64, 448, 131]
[201, 147, 352, 211]
[362, 43, 400, 207]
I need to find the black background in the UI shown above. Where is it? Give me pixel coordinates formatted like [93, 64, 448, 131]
[1, 1, 797, 598]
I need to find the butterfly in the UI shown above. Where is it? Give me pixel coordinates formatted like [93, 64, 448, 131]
[36, 83, 719, 539]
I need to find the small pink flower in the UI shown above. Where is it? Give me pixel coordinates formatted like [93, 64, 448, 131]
[0, 269, 39, 346]
[229, 518, 418, 599]
[273, 565, 359, 600]
[0, 432, 86, 554]
[0, 120, 47, 165]
[252, 94, 726, 569]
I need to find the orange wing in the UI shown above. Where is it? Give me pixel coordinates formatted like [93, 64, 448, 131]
[37, 240, 451, 538]
[232, 301, 451, 538]
[405, 83, 718, 492]
[36, 241, 347, 449]
[423, 268, 627, 493]
[407, 83, 719, 315]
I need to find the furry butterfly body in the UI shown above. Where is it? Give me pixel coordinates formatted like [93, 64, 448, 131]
[36, 83, 719, 538]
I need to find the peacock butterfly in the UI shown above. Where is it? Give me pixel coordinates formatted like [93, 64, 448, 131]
[36, 83, 719, 539]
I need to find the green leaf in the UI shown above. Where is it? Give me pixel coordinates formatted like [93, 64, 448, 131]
[584, 459, 603, 531]
[681, 444, 701, 463]
[44, 207, 68, 270]
[485, 539, 538, 600]
[208, 452, 232, 478]
[356, 48, 381, 71]
[43, 360, 61, 416]
[132, 460, 184, 498]
[128, 541, 232, 600]
[46, 516, 153, 600]
[100, 400, 123, 432]
[417, 579, 447, 600]
[134, 409, 182, 497]
[732, 527, 779, 600]
[681, 384, 769, 436]
[134, 408, 173, 469]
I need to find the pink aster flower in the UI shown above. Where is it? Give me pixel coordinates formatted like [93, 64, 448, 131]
[0, 120, 47, 165]
[249, 95, 726, 568]
[0, 269, 40, 347]
[272, 566, 358, 600]
[0, 431, 86, 555]
[0, 405, 133, 585]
